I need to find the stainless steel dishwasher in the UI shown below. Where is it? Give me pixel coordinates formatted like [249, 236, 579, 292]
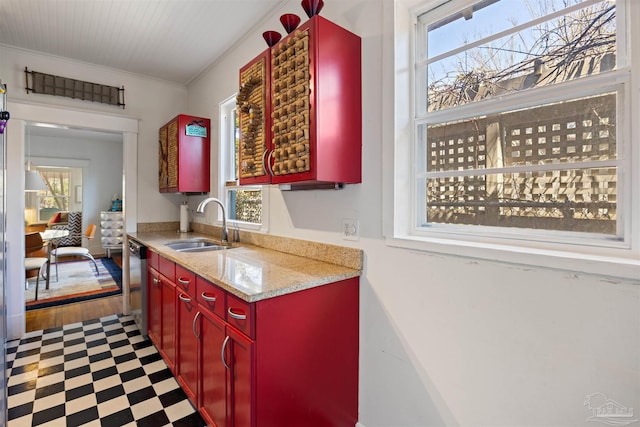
[128, 238, 147, 336]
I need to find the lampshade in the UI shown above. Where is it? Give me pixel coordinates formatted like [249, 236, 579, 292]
[24, 123, 47, 192]
[25, 169, 47, 192]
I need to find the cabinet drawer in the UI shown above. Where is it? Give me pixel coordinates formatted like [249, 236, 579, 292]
[226, 293, 255, 339]
[148, 250, 159, 270]
[175, 265, 195, 296]
[100, 220, 124, 229]
[196, 276, 226, 320]
[101, 212, 123, 221]
[101, 236, 123, 246]
[101, 228, 123, 237]
[159, 256, 175, 282]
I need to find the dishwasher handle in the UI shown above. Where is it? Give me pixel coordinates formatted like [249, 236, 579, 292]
[128, 240, 147, 259]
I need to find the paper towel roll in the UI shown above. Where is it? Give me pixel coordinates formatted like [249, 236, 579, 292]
[180, 204, 189, 232]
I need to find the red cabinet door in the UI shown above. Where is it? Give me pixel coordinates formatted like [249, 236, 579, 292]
[160, 276, 176, 372]
[238, 49, 272, 185]
[200, 311, 228, 427]
[147, 268, 162, 347]
[177, 292, 199, 404]
[226, 326, 255, 427]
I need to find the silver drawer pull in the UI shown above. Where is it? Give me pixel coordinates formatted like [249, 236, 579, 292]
[228, 307, 247, 320]
[178, 277, 190, 286]
[201, 292, 217, 302]
[179, 293, 191, 303]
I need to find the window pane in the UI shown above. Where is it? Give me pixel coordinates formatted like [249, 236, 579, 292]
[425, 167, 616, 234]
[233, 108, 239, 181]
[38, 169, 71, 218]
[222, 97, 263, 227]
[426, 0, 561, 58]
[422, 91, 618, 235]
[425, 92, 617, 173]
[426, 0, 616, 111]
[227, 188, 262, 224]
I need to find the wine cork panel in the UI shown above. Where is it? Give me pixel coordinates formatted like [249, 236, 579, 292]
[167, 119, 178, 188]
[271, 30, 310, 176]
[159, 125, 168, 189]
[237, 58, 267, 178]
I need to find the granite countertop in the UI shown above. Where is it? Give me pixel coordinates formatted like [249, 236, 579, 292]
[128, 231, 362, 302]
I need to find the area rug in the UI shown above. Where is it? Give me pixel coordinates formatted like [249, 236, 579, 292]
[25, 257, 122, 310]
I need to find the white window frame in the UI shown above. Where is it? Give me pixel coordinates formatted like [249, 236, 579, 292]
[388, 0, 640, 279]
[219, 95, 268, 232]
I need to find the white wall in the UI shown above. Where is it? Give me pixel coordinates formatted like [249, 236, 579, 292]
[186, 1, 640, 426]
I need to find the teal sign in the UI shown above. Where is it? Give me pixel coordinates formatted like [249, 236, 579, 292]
[186, 124, 207, 137]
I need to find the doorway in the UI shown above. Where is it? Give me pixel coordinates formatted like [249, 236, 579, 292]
[6, 101, 138, 340]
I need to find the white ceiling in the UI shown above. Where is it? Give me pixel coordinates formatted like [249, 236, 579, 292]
[0, 0, 285, 85]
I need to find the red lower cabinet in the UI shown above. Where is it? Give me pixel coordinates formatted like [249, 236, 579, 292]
[200, 310, 228, 427]
[253, 277, 359, 426]
[147, 268, 162, 348]
[177, 292, 199, 403]
[198, 311, 255, 427]
[147, 256, 177, 374]
[225, 326, 255, 427]
[149, 265, 359, 427]
[160, 274, 176, 372]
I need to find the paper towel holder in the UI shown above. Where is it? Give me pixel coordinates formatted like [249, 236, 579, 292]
[178, 202, 192, 233]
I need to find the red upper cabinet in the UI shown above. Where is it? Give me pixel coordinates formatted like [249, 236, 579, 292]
[159, 114, 211, 193]
[238, 15, 361, 188]
[238, 50, 272, 185]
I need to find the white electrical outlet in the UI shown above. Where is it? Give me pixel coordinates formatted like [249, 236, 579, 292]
[342, 218, 359, 241]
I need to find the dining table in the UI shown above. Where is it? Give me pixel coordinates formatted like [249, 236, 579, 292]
[39, 229, 69, 289]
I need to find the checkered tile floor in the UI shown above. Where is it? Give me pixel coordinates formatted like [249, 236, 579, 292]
[6, 314, 207, 426]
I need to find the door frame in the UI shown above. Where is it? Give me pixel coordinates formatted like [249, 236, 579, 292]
[6, 101, 138, 339]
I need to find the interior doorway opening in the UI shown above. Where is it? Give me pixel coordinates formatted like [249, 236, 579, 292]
[6, 101, 139, 341]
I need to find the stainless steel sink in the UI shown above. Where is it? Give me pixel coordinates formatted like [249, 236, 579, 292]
[164, 238, 231, 252]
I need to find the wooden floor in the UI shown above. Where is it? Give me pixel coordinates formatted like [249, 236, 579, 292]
[25, 253, 125, 332]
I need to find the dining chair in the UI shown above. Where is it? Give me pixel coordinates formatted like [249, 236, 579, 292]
[51, 224, 99, 280]
[25, 232, 49, 300]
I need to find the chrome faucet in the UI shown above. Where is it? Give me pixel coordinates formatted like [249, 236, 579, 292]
[196, 197, 229, 245]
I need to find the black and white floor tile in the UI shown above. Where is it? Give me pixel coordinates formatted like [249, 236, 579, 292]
[6, 314, 207, 427]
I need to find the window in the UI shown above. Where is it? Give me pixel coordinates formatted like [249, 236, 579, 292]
[24, 166, 83, 224]
[220, 96, 267, 230]
[392, 0, 639, 271]
[38, 167, 71, 217]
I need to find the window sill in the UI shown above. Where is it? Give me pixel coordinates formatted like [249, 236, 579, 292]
[385, 235, 640, 282]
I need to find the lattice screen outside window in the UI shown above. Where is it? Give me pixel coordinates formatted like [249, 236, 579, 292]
[425, 93, 617, 234]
